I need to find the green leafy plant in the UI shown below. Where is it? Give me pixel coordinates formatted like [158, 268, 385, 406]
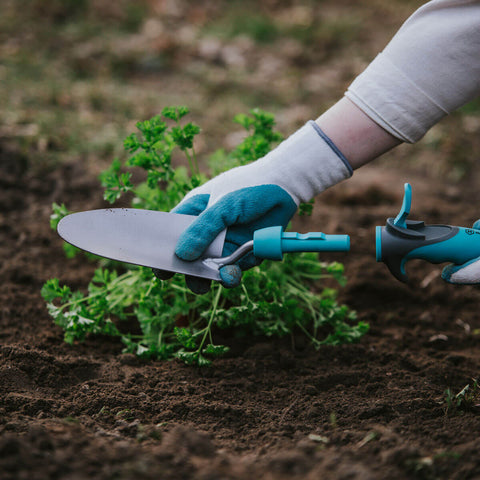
[42, 106, 368, 366]
[444, 379, 479, 415]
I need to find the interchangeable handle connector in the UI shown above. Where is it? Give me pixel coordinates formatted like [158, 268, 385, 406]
[376, 183, 480, 283]
[204, 226, 350, 273]
[253, 226, 350, 261]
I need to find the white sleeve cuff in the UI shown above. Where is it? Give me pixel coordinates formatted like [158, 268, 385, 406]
[345, 53, 448, 143]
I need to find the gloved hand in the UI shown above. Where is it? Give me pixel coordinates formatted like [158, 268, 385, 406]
[442, 219, 480, 284]
[154, 121, 352, 293]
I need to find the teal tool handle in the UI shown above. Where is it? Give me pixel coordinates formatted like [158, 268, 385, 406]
[377, 222, 480, 283]
[253, 226, 350, 260]
[406, 226, 480, 265]
[376, 182, 480, 283]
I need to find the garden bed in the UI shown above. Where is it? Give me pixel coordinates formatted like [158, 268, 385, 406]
[2, 1, 480, 476]
[1, 152, 480, 479]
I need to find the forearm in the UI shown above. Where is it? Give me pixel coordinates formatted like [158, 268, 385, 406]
[316, 0, 480, 170]
[316, 97, 402, 170]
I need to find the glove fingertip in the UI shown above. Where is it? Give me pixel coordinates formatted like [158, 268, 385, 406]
[441, 264, 456, 284]
[172, 193, 210, 216]
[185, 275, 211, 295]
[441, 257, 480, 285]
[176, 209, 227, 261]
[237, 252, 261, 271]
[219, 265, 242, 288]
[175, 234, 206, 261]
[152, 268, 175, 280]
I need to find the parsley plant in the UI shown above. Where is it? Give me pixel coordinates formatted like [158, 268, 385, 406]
[42, 107, 368, 365]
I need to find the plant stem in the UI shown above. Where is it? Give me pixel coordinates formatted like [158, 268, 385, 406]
[184, 150, 196, 177]
[191, 146, 200, 175]
[197, 284, 222, 355]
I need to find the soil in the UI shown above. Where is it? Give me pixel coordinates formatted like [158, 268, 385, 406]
[1, 143, 480, 480]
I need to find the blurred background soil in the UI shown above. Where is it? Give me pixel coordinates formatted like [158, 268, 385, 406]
[1, 1, 480, 478]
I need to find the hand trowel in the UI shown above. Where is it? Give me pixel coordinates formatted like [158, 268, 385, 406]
[58, 208, 351, 281]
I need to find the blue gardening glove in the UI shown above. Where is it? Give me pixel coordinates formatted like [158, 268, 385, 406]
[442, 219, 480, 284]
[153, 184, 297, 294]
[154, 121, 352, 293]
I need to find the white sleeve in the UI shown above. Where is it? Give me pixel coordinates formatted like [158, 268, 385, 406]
[345, 0, 480, 143]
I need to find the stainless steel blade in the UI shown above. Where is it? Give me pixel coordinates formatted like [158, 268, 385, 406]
[57, 209, 226, 280]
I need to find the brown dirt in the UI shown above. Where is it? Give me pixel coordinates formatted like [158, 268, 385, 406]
[1, 144, 480, 480]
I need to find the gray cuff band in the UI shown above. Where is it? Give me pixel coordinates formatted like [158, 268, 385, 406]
[308, 120, 353, 176]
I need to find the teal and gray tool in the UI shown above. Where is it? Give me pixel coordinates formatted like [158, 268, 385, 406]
[57, 209, 350, 281]
[376, 183, 480, 283]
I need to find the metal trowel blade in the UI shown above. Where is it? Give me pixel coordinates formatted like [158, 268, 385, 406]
[57, 209, 225, 280]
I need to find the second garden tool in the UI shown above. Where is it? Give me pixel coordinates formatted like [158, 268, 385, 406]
[58, 208, 350, 282]
[376, 183, 480, 283]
